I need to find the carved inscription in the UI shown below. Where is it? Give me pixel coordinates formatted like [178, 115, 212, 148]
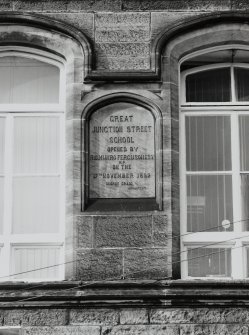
[89, 103, 155, 198]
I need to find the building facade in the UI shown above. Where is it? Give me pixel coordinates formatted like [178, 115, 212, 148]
[0, 1, 249, 335]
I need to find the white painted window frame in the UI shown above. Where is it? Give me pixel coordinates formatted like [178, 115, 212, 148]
[0, 50, 65, 282]
[180, 62, 249, 279]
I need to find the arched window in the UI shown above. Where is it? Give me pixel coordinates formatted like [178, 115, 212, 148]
[0, 52, 65, 281]
[180, 49, 249, 279]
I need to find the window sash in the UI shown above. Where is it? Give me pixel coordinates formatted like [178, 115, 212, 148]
[0, 113, 64, 281]
[181, 63, 249, 105]
[181, 110, 249, 279]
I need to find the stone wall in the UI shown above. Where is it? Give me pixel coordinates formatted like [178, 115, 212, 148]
[1, 307, 249, 335]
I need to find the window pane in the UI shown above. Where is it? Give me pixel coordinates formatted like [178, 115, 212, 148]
[239, 115, 249, 171]
[13, 246, 61, 280]
[235, 67, 249, 101]
[0, 56, 59, 103]
[186, 116, 231, 171]
[0, 178, 3, 234]
[186, 68, 231, 102]
[13, 116, 60, 174]
[187, 175, 233, 232]
[0, 118, 5, 174]
[0, 330, 19, 335]
[188, 247, 231, 277]
[241, 174, 249, 231]
[12, 177, 60, 234]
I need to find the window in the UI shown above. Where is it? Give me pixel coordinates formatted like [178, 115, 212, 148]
[0, 53, 64, 281]
[181, 60, 249, 279]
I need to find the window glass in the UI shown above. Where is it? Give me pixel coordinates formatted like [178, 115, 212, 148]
[0, 118, 4, 174]
[12, 176, 60, 234]
[188, 247, 231, 277]
[0, 178, 3, 234]
[186, 68, 231, 102]
[0, 56, 59, 103]
[13, 116, 60, 174]
[186, 116, 231, 171]
[235, 67, 249, 101]
[187, 175, 233, 232]
[13, 246, 60, 280]
[0, 330, 20, 335]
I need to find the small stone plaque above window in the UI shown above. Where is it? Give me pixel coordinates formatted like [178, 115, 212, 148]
[89, 102, 155, 199]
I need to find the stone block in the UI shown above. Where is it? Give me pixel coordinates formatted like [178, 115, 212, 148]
[24, 326, 100, 335]
[120, 309, 149, 324]
[46, 13, 94, 39]
[152, 215, 170, 248]
[96, 43, 150, 58]
[77, 216, 93, 248]
[14, 0, 68, 11]
[124, 248, 169, 279]
[0, 1, 13, 10]
[153, 215, 168, 232]
[70, 308, 119, 325]
[97, 56, 150, 70]
[94, 216, 153, 248]
[180, 324, 248, 335]
[151, 308, 249, 324]
[4, 309, 67, 326]
[102, 325, 178, 335]
[151, 12, 197, 40]
[14, 0, 121, 11]
[72, 119, 81, 152]
[76, 249, 123, 280]
[121, 0, 230, 11]
[95, 28, 150, 43]
[95, 12, 150, 27]
[67, 0, 121, 11]
[231, 0, 249, 9]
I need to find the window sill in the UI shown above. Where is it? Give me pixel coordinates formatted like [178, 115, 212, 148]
[1, 279, 249, 307]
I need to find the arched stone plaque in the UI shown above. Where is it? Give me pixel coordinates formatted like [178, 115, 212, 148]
[89, 102, 155, 198]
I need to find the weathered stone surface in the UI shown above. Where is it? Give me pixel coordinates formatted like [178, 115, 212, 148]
[24, 326, 100, 335]
[150, 308, 249, 324]
[102, 325, 178, 335]
[94, 216, 153, 248]
[4, 309, 67, 326]
[77, 216, 93, 248]
[95, 12, 150, 26]
[96, 43, 150, 58]
[14, 0, 68, 11]
[70, 308, 119, 325]
[0, 1, 13, 10]
[76, 249, 123, 280]
[97, 57, 150, 70]
[231, 0, 249, 9]
[124, 248, 169, 279]
[153, 215, 168, 232]
[180, 324, 248, 335]
[151, 12, 197, 40]
[47, 13, 94, 39]
[153, 213, 170, 247]
[14, 0, 121, 11]
[121, 0, 231, 11]
[120, 309, 149, 324]
[95, 29, 150, 43]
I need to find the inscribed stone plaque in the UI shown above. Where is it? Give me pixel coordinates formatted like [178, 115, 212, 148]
[89, 102, 155, 198]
